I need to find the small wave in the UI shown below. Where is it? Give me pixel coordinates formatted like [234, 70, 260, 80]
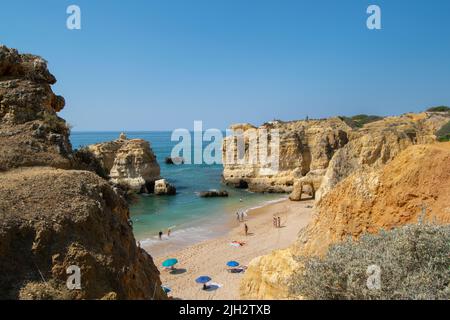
[139, 226, 218, 248]
[242, 197, 288, 215]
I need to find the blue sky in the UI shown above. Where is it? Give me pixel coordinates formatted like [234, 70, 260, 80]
[1, 0, 449, 131]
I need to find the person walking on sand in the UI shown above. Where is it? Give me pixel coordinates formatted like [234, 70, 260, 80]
[277, 216, 281, 228]
[236, 211, 240, 222]
[244, 223, 249, 236]
[158, 231, 163, 240]
[240, 211, 245, 222]
[273, 216, 277, 228]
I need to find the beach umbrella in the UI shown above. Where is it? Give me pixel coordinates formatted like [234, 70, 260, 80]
[195, 276, 211, 284]
[226, 261, 240, 267]
[161, 285, 171, 294]
[162, 258, 178, 268]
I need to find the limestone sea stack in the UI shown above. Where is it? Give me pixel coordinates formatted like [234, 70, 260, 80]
[154, 178, 176, 195]
[86, 133, 161, 193]
[0, 45, 166, 300]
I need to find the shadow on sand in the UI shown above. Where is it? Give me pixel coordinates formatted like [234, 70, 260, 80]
[170, 268, 187, 275]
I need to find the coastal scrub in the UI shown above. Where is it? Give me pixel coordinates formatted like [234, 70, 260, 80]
[290, 223, 450, 300]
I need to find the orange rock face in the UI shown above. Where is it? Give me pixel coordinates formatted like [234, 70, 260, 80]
[301, 142, 450, 256]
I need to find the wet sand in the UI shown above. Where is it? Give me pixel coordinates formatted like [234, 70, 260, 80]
[147, 199, 314, 300]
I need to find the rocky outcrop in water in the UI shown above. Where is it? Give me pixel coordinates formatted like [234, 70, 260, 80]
[0, 46, 165, 300]
[154, 179, 176, 195]
[86, 133, 161, 193]
[165, 156, 184, 165]
[199, 190, 229, 198]
[0, 46, 71, 171]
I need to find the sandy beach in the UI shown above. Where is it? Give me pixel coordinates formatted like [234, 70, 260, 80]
[148, 199, 314, 300]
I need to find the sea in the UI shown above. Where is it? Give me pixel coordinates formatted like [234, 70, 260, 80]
[70, 131, 285, 255]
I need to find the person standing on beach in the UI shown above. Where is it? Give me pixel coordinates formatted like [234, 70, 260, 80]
[244, 223, 249, 236]
[240, 211, 245, 222]
[158, 231, 163, 240]
[167, 228, 171, 237]
[277, 216, 281, 228]
[273, 216, 277, 228]
[236, 211, 240, 222]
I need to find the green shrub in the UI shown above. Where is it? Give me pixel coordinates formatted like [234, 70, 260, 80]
[427, 106, 450, 113]
[290, 223, 450, 300]
[39, 111, 70, 134]
[339, 114, 383, 128]
[436, 121, 450, 142]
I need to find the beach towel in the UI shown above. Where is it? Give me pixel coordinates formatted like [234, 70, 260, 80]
[229, 241, 246, 247]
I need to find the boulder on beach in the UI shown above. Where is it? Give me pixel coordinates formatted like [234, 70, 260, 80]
[154, 179, 176, 195]
[199, 190, 229, 198]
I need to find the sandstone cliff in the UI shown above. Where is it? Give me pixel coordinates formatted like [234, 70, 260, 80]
[223, 112, 450, 201]
[240, 142, 450, 299]
[0, 46, 71, 171]
[316, 112, 450, 201]
[302, 142, 450, 257]
[0, 46, 165, 299]
[86, 133, 161, 193]
[0, 168, 165, 299]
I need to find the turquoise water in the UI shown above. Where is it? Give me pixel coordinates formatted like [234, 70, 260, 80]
[70, 132, 285, 254]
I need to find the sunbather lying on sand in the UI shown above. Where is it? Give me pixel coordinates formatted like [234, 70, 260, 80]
[227, 266, 248, 273]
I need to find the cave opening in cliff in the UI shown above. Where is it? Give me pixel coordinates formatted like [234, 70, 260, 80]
[237, 180, 249, 189]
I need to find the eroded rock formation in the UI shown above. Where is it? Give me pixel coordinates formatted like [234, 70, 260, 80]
[154, 178, 176, 195]
[0, 168, 165, 300]
[86, 133, 161, 193]
[222, 118, 351, 193]
[0, 46, 71, 171]
[0, 46, 165, 300]
[316, 112, 450, 201]
[237, 112, 450, 300]
[240, 142, 450, 299]
[199, 190, 229, 198]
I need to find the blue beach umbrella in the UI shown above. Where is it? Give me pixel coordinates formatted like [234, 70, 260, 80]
[226, 261, 240, 267]
[161, 285, 171, 294]
[162, 258, 178, 268]
[195, 276, 211, 284]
